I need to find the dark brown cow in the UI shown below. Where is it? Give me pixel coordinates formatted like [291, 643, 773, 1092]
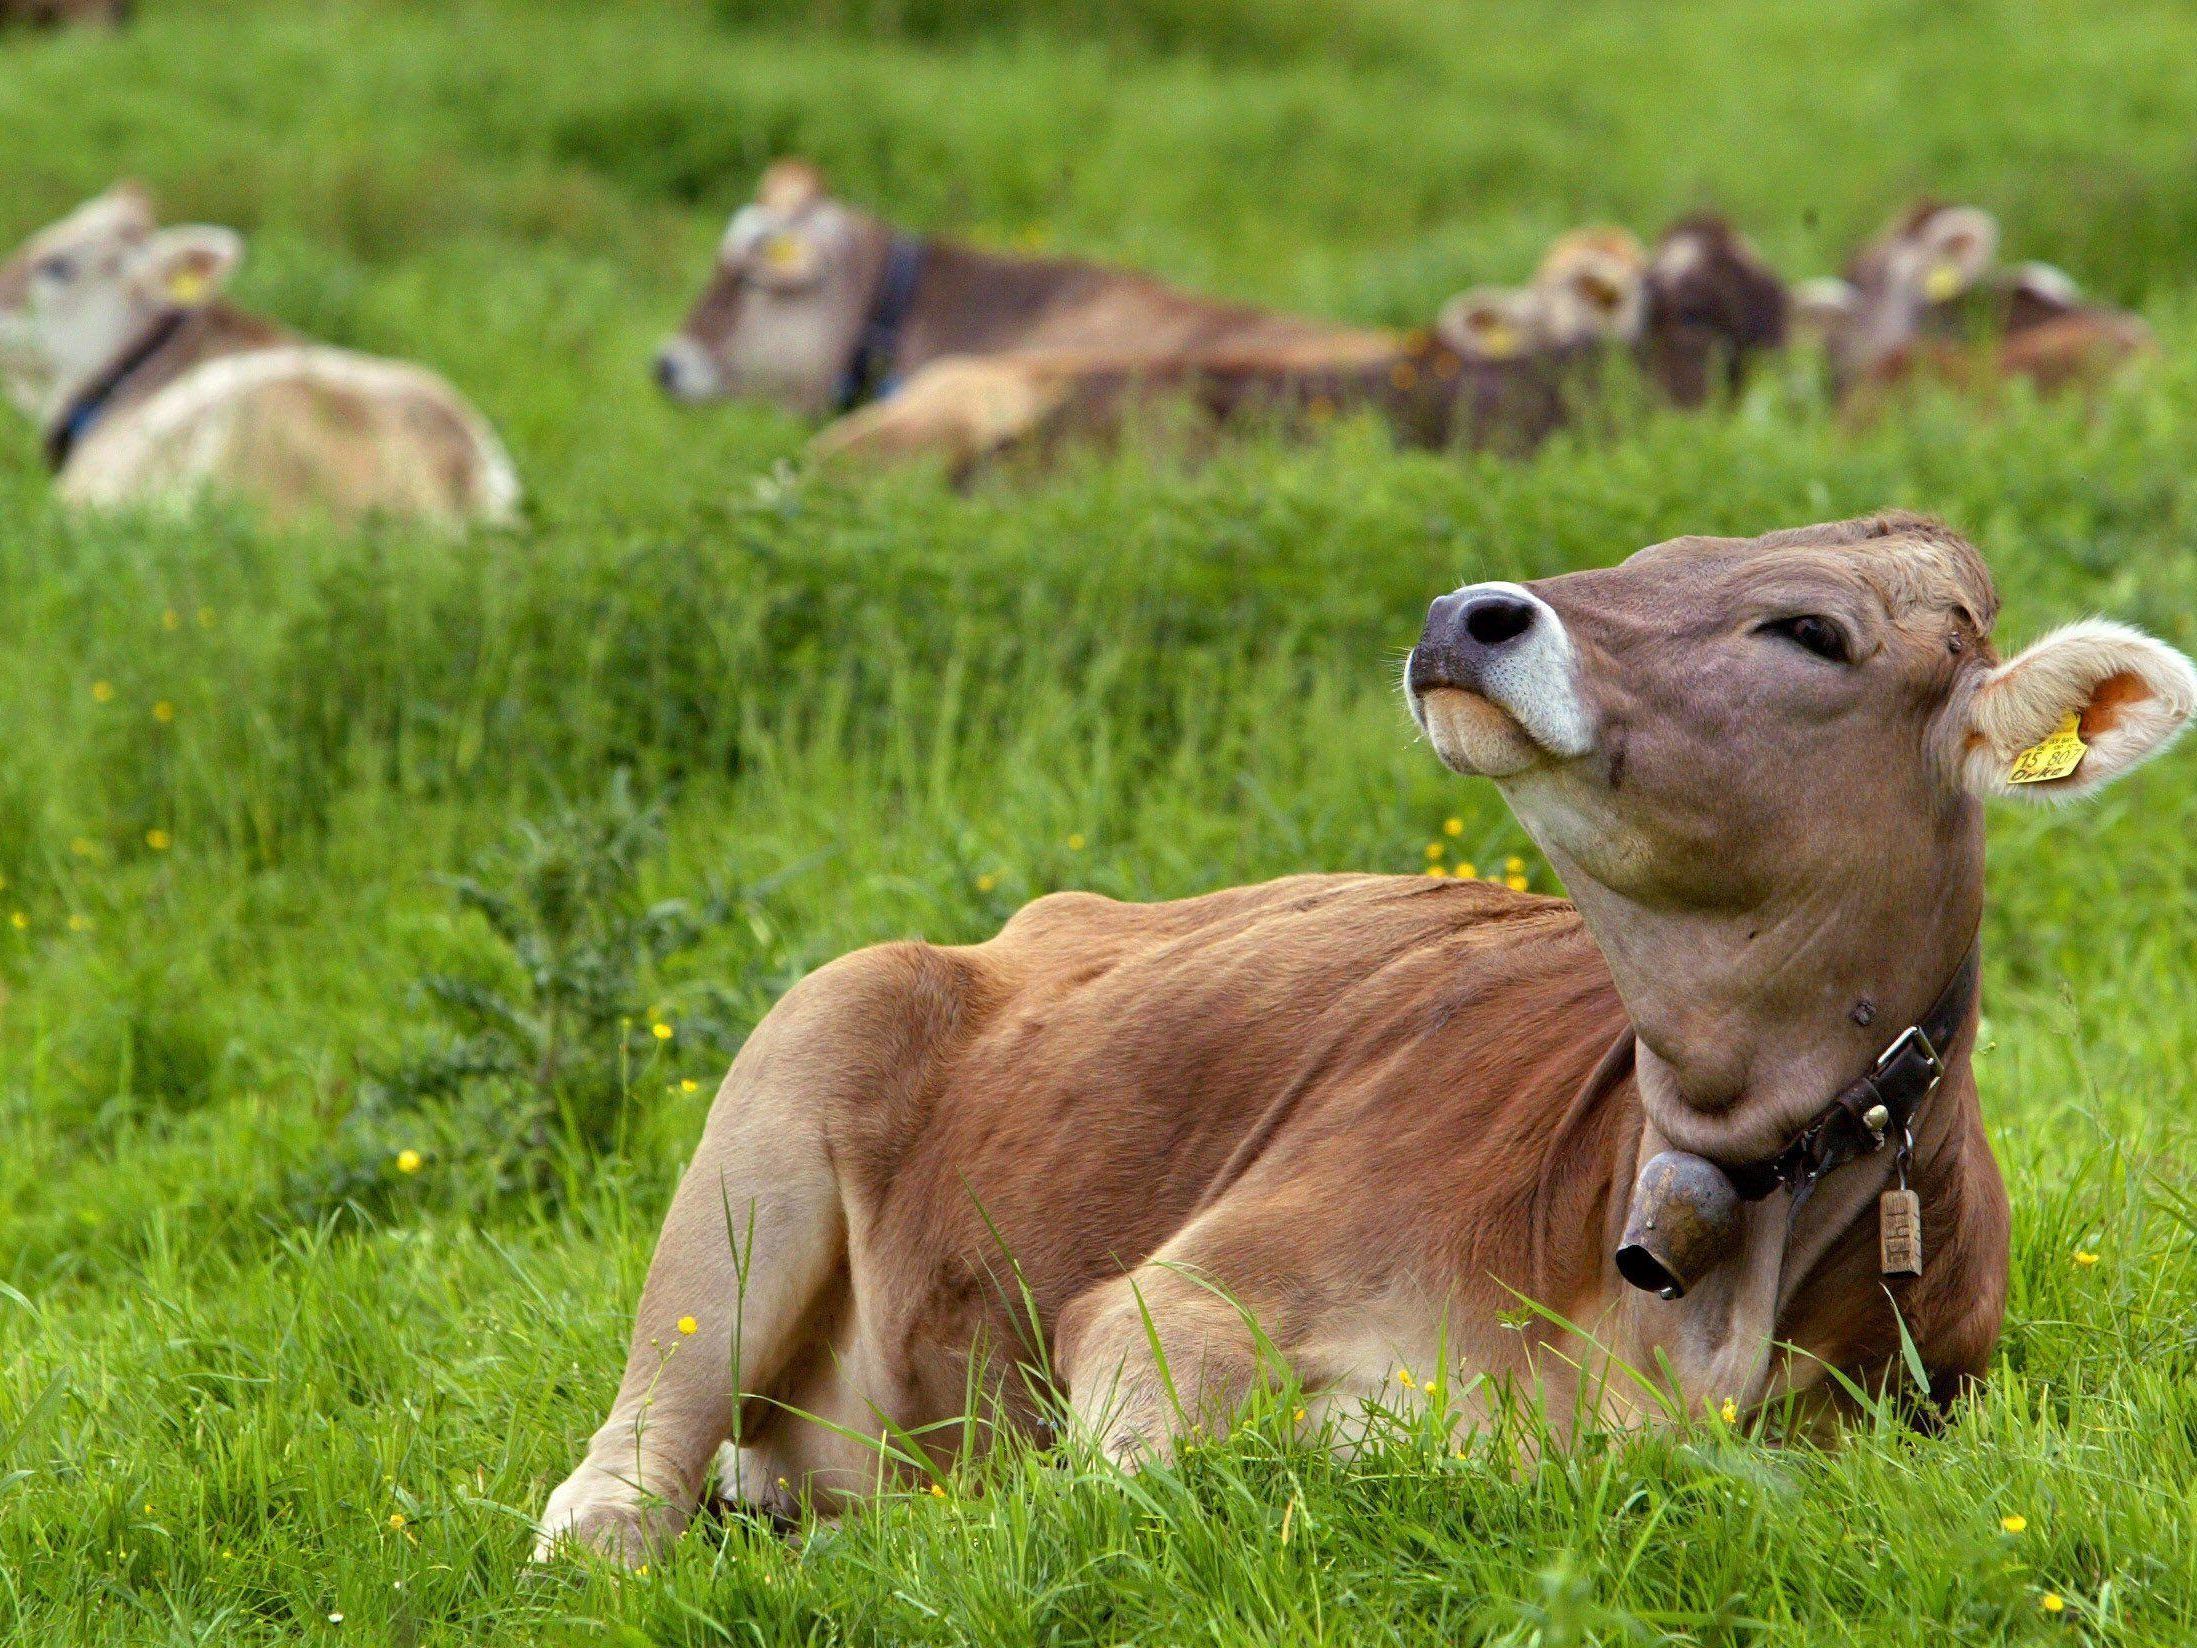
[537, 513, 2194, 1562]
[811, 215, 1790, 474]
[653, 160, 1384, 417]
[1803, 203, 2151, 399]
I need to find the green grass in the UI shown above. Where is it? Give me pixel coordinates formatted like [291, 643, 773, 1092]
[5, 0, 2197, 1641]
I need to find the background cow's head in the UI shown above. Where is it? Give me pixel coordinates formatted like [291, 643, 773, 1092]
[1814, 202, 2003, 385]
[653, 161, 892, 414]
[1532, 227, 1647, 350]
[1434, 285, 1548, 363]
[1406, 514, 2194, 1159]
[0, 183, 240, 422]
[1638, 214, 1791, 403]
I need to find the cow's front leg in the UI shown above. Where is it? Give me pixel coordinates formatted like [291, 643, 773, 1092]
[1056, 1260, 1281, 1465]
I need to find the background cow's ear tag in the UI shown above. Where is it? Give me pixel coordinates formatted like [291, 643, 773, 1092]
[1923, 263, 1964, 302]
[760, 234, 810, 275]
[2007, 710, 2087, 785]
[167, 268, 210, 305]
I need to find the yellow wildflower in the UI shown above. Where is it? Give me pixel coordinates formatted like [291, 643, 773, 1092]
[1292, 1407, 1307, 1424]
[928, 1482, 947, 1498]
[2002, 1514, 2027, 1534]
[67, 914, 91, 933]
[2073, 1250, 2099, 1267]
[679, 1078, 699, 1094]
[1720, 1398, 1738, 1424]
[976, 872, 997, 892]
[152, 701, 175, 724]
[1505, 856, 1526, 874]
[1506, 874, 1530, 892]
[146, 828, 172, 852]
[2040, 1593, 2064, 1614]
[1424, 865, 1447, 879]
[92, 680, 115, 703]
[1443, 818, 1464, 837]
[162, 609, 181, 631]
[1397, 1368, 1415, 1387]
[652, 1020, 674, 1040]
[1425, 841, 1445, 860]
[677, 1315, 698, 1336]
[395, 1149, 422, 1174]
[8, 911, 25, 931]
[1067, 833, 1086, 851]
[1421, 1378, 1436, 1394]
[388, 1512, 406, 1530]
[1457, 861, 1477, 880]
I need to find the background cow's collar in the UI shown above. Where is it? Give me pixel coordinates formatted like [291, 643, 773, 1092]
[44, 306, 191, 470]
[1723, 938, 1981, 1203]
[834, 233, 926, 412]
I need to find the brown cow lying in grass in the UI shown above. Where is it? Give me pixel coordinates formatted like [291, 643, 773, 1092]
[538, 512, 2194, 1562]
[811, 214, 1790, 475]
[652, 159, 1385, 417]
[0, 184, 520, 529]
[1798, 202, 2153, 401]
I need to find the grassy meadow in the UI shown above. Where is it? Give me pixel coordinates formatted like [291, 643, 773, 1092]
[6, 0, 2197, 1640]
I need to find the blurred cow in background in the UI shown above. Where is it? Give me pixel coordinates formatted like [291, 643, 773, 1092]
[812, 213, 1789, 475]
[1800, 202, 2152, 399]
[0, 0, 127, 26]
[654, 159, 1387, 416]
[0, 184, 520, 528]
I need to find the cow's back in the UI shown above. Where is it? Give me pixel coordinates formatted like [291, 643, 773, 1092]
[62, 345, 520, 528]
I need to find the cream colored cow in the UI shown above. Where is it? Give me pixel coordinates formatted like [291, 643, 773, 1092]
[0, 185, 519, 529]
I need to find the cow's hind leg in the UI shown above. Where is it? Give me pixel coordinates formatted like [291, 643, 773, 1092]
[533, 952, 938, 1563]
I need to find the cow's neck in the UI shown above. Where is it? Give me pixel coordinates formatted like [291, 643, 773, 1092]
[43, 301, 289, 465]
[1569, 810, 1984, 1172]
[1548, 804, 1985, 1410]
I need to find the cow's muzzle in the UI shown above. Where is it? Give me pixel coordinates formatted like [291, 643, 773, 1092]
[1615, 1150, 1742, 1299]
[653, 336, 725, 403]
[1406, 581, 1593, 774]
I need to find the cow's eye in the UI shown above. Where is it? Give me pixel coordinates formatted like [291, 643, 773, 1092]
[1762, 615, 1852, 663]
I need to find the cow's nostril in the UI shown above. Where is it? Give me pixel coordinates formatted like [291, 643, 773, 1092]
[653, 353, 679, 389]
[1462, 595, 1537, 648]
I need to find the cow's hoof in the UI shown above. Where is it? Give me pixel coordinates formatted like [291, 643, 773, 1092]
[532, 1463, 686, 1566]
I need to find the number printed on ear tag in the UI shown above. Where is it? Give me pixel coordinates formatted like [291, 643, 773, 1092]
[1880, 1188, 1923, 1277]
[2007, 711, 2087, 785]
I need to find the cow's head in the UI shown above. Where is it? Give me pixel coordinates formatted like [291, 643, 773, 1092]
[1406, 515, 2194, 1163]
[1532, 228, 1647, 350]
[0, 183, 240, 422]
[1641, 215, 1790, 374]
[1434, 286, 1547, 363]
[1815, 203, 2003, 384]
[654, 161, 892, 414]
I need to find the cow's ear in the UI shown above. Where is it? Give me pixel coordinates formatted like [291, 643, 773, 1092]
[131, 225, 242, 307]
[1961, 620, 2197, 801]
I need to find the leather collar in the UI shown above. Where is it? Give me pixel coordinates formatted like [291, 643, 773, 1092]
[44, 307, 190, 471]
[834, 233, 925, 413]
[1722, 939, 1981, 1203]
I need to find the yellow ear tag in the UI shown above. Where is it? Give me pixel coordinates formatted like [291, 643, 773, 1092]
[1477, 320, 1520, 359]
[2007, 710, 2088, 785]
[760, 234, 808, 274]
[167, 268, 210, 305]
[1922, 263, 1964, 303]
